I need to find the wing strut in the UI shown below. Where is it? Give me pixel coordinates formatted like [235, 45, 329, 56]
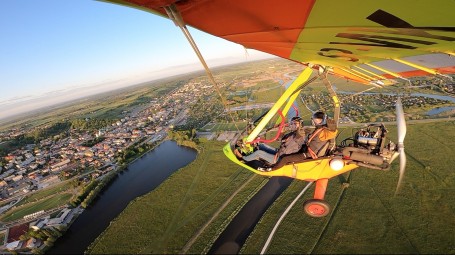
[245, 68, 314, 143]
[163, 4, 240, 130]
[319, 68, 340, 151]
[319, 68, 340, 125]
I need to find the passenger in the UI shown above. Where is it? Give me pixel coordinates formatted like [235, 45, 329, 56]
[272, 111, 338, 169]
[306, 111, 338, 158]
[233, 140, 245, 159]
[242, 116, 306, 169]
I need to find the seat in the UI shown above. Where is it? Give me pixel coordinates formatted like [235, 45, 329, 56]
[316, 141, 331, 157]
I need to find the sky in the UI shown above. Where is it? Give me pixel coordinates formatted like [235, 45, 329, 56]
[0, 0, 273, 121]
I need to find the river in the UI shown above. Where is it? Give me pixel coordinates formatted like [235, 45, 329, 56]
[48, 141, 197, 254]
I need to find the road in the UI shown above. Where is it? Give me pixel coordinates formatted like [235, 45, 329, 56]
[208, 177, 293, 254]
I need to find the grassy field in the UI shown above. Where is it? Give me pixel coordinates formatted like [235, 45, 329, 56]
[14, 181, 73, 207]
[0, 192, 73, 222]
[0, 180, 75, 221]
[202, 122, 248, 132]
[0, 231, 5, 246]
[87, 121, 455, 254]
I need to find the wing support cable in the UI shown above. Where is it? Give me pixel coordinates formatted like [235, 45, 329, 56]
[339, 67, 372, 82]
[260, 181, 314, 254]
[164, 4, 240, 131]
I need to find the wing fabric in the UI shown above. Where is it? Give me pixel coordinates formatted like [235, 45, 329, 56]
[102, 0, 455, 85]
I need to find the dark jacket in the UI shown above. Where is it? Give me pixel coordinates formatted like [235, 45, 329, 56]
[276, 129, 306, 157]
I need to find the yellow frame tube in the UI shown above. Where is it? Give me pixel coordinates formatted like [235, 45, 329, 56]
[277, 88, 302, 124]
[349, 68, 376, 81]
[393, 58, 439, 75]
[339, 67, 372, 81]
[246, 67, 313, 142]
[353, 66, 388, 80]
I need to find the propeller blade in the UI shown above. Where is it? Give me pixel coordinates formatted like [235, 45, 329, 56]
[396, 97, 407, 144]
[395, 148, 406, 195]
[395, 97, 407, 195]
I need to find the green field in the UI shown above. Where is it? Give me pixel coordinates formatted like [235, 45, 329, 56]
[87, 121, 455, 254]
[15, 181, 73, 207]
[0, 193, 73, 222]
[202, 122, 248, 132]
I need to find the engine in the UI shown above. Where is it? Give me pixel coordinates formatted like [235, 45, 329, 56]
[339, 124, 397, 170]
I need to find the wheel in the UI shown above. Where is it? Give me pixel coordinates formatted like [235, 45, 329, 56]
[303, 199, 330, 217]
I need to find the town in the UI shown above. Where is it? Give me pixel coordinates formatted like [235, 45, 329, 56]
[0, 59, 303, 253]
[0, 75, 225, 252]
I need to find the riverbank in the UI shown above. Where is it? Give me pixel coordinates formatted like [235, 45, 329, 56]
[86, 139, 268, 254]
[27, 140, 166, 254]
[48, 140, 198, 254]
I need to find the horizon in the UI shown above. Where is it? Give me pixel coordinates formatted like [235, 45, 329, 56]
[0, 56, 275, 123]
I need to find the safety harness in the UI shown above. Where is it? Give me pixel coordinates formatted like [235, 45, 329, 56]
[306, 128, 326, 159]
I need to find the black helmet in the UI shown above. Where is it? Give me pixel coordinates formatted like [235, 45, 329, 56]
[291, 116, 302, 122]
[312, 111, 327, 126]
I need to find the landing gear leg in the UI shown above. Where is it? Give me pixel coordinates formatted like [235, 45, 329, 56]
[303, 179, 331, 217]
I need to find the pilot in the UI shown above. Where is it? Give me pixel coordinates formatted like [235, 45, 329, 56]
[242, 116, 306, 168]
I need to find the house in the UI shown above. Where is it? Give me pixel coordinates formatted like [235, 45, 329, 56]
[30, 218, 49, 231]
[25, 237, 42, 249]
[46, 208, 74, 227]
[5, 240, 23, 251]
[37, 175, 59, 189]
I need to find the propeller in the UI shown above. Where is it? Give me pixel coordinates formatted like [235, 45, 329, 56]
[395, 97, 407, 195]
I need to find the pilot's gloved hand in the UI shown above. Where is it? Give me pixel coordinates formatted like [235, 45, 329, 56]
[327, 118, 337, 131]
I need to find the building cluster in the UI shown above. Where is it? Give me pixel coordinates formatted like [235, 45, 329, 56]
[1, 206, 82, 253]
[301, 92, 452, 122]
[0, 78, 216, 252]
[0, 80, 216, 201]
